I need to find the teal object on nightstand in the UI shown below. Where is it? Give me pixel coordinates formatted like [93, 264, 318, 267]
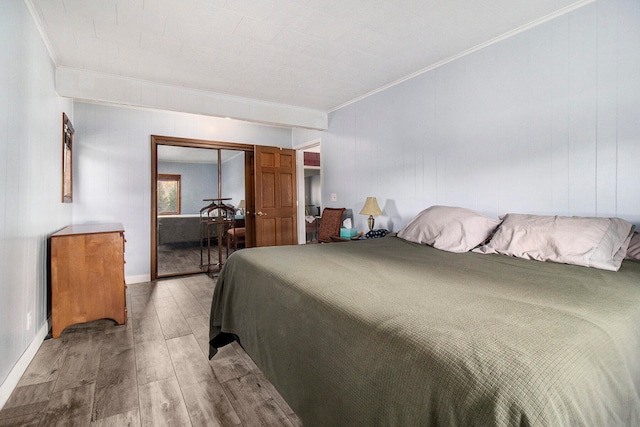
[340, 228, 358, 239]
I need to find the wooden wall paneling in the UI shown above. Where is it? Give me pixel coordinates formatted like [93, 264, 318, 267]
[322, 0, 640, 231]
[567, 4, 598, 216]
[616, 0, 640, 224]
[525, 23, 555, 215]
[322, 107, 357, 207]
[0, 2, 74, 404]
[546, 14, 571, 216]
[595, 0, 618, 219]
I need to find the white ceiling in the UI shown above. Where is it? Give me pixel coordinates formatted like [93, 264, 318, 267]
[29, 0, 590, 112]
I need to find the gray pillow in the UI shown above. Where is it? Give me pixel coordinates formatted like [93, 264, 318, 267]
[397, 206, 500, 253]
[626, 231, 640, 261]
[475, 213, 634, 271]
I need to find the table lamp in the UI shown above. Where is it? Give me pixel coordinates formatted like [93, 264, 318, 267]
[359, 197, 382, 231]
[237, 199, 246, 215]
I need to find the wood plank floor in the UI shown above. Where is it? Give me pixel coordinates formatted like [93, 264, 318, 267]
[0, 274, 302, 427]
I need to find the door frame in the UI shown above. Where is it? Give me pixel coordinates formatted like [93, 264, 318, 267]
[150, 135, 254, 280]
[295, 138, 322, 244]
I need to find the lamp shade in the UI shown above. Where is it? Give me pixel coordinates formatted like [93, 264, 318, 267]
[237, 199, 246, 209]
[359, 197, 382, 216]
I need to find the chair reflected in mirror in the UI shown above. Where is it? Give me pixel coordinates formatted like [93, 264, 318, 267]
[226, 217, 245, 256]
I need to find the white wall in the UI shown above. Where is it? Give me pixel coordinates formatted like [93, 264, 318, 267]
[0, 0, 73, 400]
[72, 103, 292, 279]
[304, 174, 322, 210]
[221, 152, 246, 209]
[321, 0, 640, 232]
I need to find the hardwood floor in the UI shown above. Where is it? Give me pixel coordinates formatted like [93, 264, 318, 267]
[0, 274, 302, 427]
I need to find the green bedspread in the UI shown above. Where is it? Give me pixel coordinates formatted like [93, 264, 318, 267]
[209, 236, 640, 426]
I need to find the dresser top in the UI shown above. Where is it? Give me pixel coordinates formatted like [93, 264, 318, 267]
[52, 223, 124, 237]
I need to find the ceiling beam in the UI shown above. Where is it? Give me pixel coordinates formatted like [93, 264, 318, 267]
[55, 68, 328, 130]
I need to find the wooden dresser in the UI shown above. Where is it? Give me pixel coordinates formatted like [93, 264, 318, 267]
[50, 223, 127, 338]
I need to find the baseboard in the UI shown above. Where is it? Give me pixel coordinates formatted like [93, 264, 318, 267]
[0, 319, 50, 411]
[126, 274, 151, 284]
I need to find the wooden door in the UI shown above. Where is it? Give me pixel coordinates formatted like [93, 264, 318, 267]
[254, 146, 298, 246]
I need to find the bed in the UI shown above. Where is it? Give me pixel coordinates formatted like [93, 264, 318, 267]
[209, 208, 640, 426]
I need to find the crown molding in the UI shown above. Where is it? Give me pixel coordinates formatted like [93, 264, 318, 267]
[24, 0, 58, 65]
[329, 0, 596, 113]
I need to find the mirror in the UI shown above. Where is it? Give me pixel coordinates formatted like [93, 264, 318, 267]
[62, 113, 74, 203]
[156, 146, 246, 277]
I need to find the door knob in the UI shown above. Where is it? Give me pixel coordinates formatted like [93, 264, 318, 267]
[256, 211, 267, 216]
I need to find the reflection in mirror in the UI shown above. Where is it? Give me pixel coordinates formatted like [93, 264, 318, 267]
[62, 113, 74, 203]
[221, 149, 246, 261]
[157, 174, 181, 214]
[156, 145, 245, 277]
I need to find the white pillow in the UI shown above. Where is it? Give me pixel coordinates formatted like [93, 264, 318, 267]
[475, 213, 634, 271]
[626, 231, 640, 261]
[397, 206, 500, 253]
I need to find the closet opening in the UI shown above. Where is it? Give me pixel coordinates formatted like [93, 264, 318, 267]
[151, 136, 254, 280]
